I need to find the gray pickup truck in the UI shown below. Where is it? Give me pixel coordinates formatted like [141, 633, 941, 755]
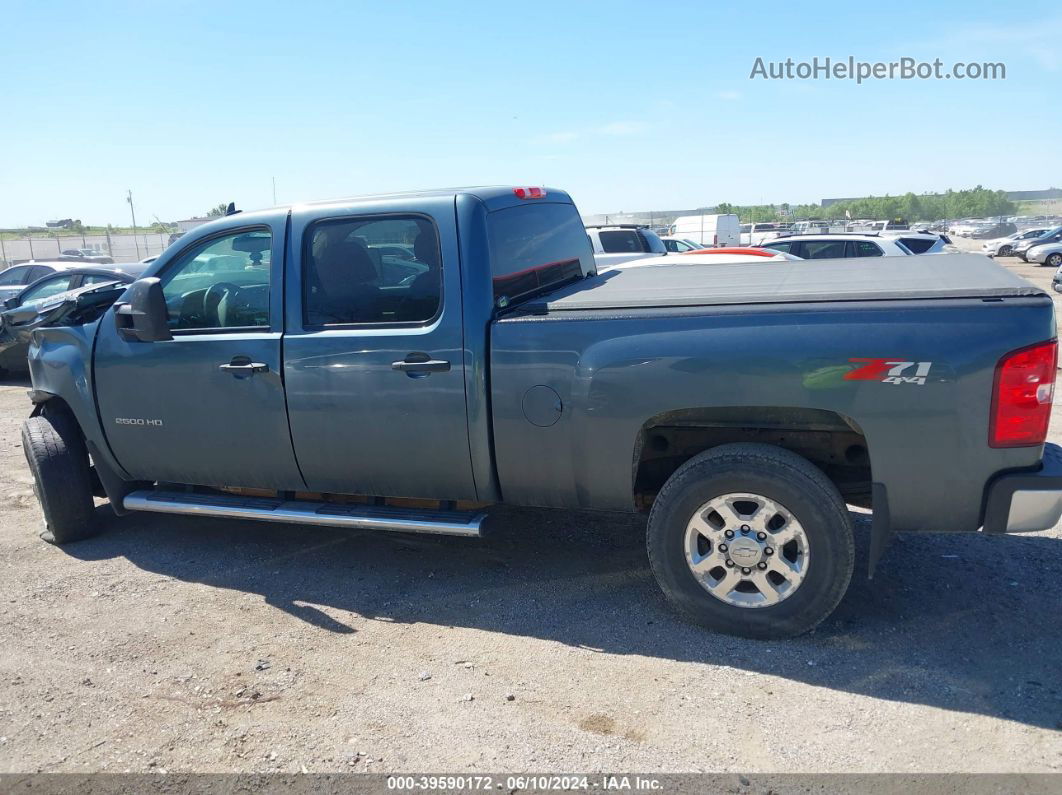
[19, 186, 1062, 639]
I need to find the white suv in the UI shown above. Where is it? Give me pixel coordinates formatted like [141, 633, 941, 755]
[760, 234, 913, 259]
[585, 225, 669, 268]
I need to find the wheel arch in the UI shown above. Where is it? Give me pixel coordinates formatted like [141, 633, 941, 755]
[632, 405, 872, 509]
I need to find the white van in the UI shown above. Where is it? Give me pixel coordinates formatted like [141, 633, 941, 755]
[669, 214, 740, 247]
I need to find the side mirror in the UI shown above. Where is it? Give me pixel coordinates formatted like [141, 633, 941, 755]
[2, 297, 18, 310]
[1053, 282, 1062, 294]
[114, 278, 173, 342]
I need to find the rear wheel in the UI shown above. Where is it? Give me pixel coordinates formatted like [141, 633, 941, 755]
[22, 408, 96, 545]
[1046, 253, 1062, 268]
[647, 443, 854, 639]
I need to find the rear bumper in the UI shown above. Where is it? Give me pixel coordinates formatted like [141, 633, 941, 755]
[983, 443, 1062, 533]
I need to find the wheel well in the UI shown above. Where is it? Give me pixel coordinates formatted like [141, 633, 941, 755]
[633, 407, 871, 510]
[32, 394, 77, 424]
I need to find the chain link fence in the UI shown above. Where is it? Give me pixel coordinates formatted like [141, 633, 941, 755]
[0, 231, 174, 269]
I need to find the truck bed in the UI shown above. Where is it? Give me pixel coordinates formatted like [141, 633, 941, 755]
[528, 253, 1042, 312]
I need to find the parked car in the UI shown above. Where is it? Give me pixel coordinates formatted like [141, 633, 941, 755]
[949, 219, 991, 237]
[1013, 227, 1062, 261]
[1027, 241, 1062, 269]
[660, 236, 706, 253]
[760, 234, 914, 258]
[18, 185, 1062, 641]
[878, 230, 955, 254]
[586, 224, 668, 268]
[982, 228, 1051, 257]
[615, 247, 802, 268]
[0, 266, 144, 374]
[60, 249, 114, 264]
[971, 221, 1017, 240]
[738, 223, 785, 246]
[0, 261, 109, 301]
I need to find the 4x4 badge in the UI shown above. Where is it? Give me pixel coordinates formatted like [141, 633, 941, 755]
[845, 358, 932, 385]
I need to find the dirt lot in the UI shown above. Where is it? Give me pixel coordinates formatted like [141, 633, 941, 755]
[0, 250, 1060, 774]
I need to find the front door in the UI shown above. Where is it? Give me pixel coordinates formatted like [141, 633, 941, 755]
[94, 218, 305, 490]
[282, 199, 477, 500]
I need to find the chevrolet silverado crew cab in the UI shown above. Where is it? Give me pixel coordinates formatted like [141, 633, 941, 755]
[20, 186, 1062, 639]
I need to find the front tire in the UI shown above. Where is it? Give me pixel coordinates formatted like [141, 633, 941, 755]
[647, 443, 854, 639]
[998, 245, 1012, 257]
[22, 409, 96, 545]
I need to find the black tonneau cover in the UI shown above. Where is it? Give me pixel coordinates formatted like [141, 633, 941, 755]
[531, 253, 1044, 312]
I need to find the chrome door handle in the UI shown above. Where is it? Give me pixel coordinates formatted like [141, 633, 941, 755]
[392, 357, 450, 374]
[219, 359, 269, 374]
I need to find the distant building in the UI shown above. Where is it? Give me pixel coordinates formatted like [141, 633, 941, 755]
[176, 217, 212, 232]
[1005, 188, 1062, 203]
[45, 218, 76, 228]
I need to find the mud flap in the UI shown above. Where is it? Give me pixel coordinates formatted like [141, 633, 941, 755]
[868, 482, 892, 578]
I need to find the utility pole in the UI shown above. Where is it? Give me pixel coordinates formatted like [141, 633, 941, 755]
[272, 176, 277, 205]
[127, 189, 140, 259]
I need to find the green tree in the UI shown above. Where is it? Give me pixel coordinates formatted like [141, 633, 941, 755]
[206, 203, 229, 218]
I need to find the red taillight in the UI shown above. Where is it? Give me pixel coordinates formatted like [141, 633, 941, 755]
[990, 339, 1057, 447]
[513, 186, 546, 200]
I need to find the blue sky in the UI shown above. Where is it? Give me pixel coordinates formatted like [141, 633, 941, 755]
[1, 0, 1059, 225]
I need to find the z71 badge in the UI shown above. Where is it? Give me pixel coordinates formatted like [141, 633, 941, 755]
[844, 358, 932, 385]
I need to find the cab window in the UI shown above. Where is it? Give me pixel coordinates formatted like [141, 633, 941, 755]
[0, 266, 32, 286]
[802, 240, 847, 259]
[18, 274, 76, 305]
[158, 229, 271, 331]
[598, 230, 645, 253]
[303, 215, 440, 326]
[852, 241, 884, 257]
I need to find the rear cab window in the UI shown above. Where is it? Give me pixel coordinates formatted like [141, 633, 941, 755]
[487, 202, 594, 307]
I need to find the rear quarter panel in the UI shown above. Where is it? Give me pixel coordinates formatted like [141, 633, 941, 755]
[489, 297, 1056, 533]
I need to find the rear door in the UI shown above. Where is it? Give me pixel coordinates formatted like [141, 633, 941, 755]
[283, 196, 477, 500]
[93, 215, 304, 489]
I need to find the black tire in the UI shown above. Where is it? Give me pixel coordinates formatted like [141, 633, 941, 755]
[1046, 253, 1062, 269]
[647, 443, 854, 639]
[22, 408, 96, 545]
[998, 245, 1012, 257]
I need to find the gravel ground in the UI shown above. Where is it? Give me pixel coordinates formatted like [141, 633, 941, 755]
[0, 249, 1060, 774]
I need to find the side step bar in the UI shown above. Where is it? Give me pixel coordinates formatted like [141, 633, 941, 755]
[123, 490, 486, 538]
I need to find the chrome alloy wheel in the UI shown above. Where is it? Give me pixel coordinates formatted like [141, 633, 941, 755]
[684, 492, 810, 608]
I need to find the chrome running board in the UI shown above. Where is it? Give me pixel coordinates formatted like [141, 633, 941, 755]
[123, 490, 485, 538]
